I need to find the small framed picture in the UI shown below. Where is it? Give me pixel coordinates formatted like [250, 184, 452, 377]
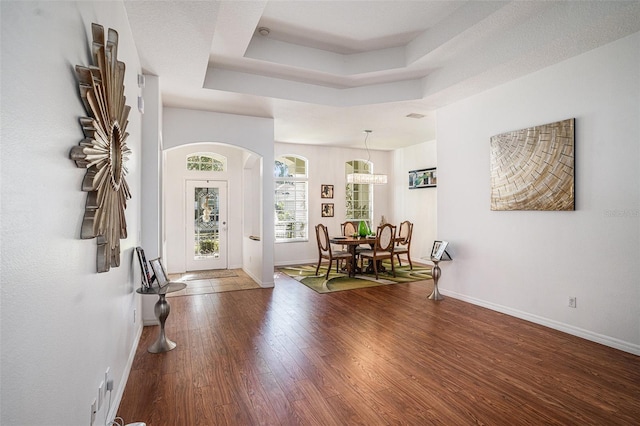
[321, 184, 334, 198]
[321, 203, 334, 217]
[149, 258, 170, 288]
[431, 240, 449, 260]
[135, 247, 155, 289]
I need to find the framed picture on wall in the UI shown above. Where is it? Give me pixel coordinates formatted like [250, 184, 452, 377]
[321, 184, 334, 198]
[321, 203, 334, 217]
[409, 167, 437, 189]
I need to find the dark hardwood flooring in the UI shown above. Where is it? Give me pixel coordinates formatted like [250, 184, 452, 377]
[117, 269, 640, 425]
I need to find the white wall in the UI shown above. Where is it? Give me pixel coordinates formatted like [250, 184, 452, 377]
[392, 140, 438, 262]
[1, 2, 143, 424]
[138, 75, 163, 324]
[164, 144, 245, 273]
[437, 32, 640, 354]
[140, 75, 162, 260]
[243, 151, 263, 238]
[163, 108, 274, 286]
[274, 142, 392, 266]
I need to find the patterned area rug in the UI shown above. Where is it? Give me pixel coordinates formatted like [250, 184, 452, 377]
[174, 269, 237, 280]
[279, 261, 432, 293]
[165, 269, 260, 297]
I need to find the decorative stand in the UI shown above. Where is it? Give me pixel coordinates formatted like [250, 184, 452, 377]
[424, 250, 452, 301]
[429, 258, 445, 300]
[136, 282, 186, 353]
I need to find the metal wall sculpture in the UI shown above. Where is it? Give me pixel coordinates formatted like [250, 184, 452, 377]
[70, 23, 132, 272]
[490, 118, 574, 211]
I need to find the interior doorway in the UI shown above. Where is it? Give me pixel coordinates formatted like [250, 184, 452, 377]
[185, 180, 228, 271]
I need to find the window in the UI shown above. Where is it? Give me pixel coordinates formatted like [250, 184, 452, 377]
[274, 156, 308, 242]
[186, 153, 226, 171]
[345, 160, 372, 222]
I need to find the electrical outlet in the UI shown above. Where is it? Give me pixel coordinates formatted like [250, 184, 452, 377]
[105, 367, 114, 394]
[105, 367, 110, 391]
[568, 297, 577, 308]
[97, 381, 104, 410]
[90, 398, 97, 425]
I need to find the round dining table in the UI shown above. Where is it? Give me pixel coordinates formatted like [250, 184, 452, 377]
[329, 235, 376, 276]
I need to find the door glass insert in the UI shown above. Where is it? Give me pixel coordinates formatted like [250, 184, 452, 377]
[193, 187, 220, 259]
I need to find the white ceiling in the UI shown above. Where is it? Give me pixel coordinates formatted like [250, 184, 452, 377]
[124, 0, 640, 150]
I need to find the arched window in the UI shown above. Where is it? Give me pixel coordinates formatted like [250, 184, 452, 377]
[345, 160, 373, 223]
[274, 155, 308, 242]
[186, 153, 226, 171]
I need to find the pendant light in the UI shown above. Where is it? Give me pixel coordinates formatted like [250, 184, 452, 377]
[346, 130, 388, 185]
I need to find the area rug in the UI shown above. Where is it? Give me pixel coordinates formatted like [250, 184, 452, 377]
[279, 261, 432, 293]
[165, 269, 261, 297]
[175, 269, 238, 280]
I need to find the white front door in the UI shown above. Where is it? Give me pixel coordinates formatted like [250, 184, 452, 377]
[185, 180, 228, 271]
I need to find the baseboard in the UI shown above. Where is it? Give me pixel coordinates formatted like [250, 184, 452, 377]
[275, 258, 318, 267]
[242, 267, 274, 288]
[441, 289, 640, 356]
[106, 322, 143, 424]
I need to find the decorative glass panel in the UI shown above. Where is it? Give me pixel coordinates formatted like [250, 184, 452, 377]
[187, 153, 226, 171]
[193, 187, 220, 259]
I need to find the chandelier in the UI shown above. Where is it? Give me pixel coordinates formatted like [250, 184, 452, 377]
[346, 130, 388, 185]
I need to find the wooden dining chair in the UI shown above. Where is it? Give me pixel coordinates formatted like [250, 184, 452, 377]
[395, 220, 413, 270]
[359, 223, 397, 280]
[315, 224, 353, 279]
[341, 221, 358, 237]
[340, 220, 366, 260]
[338, 221, 358, 270]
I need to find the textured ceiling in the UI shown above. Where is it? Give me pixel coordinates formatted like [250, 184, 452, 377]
[125, 0, 640, 150]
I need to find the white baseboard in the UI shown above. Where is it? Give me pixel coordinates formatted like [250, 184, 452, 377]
[106, 323, 144, 424]
[241, 267, 274, 288]
[441, 289, 640, 356]
[275, 258, 318, 267]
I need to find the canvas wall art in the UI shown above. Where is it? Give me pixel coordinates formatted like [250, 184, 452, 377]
[490, 118, 575, 211]
[409, 167, 437, 189]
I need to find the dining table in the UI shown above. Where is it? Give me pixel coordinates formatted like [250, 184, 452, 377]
[329, 235, 376, 276]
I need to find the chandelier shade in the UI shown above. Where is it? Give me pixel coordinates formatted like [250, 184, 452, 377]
[347, 130, 388, 185]
[347, 172, 388, 184]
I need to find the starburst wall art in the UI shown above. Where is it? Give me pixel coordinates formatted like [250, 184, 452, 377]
[70, 23, 132, 272]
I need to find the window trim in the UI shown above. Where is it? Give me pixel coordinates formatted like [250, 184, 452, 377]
[345, 159, 373, 224]
[275, 155, 309, 243]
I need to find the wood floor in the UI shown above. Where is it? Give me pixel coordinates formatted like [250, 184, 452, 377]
[117, 269, 640, 425]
